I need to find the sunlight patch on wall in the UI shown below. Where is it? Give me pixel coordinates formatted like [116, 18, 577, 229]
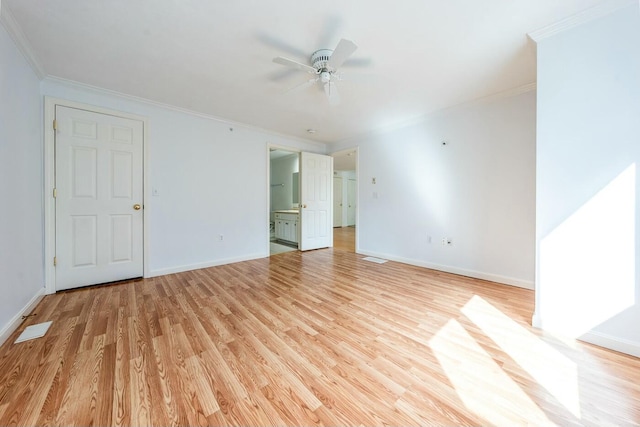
[539, 164, 636, 337]
[462, 296, 580, 418]
[429, 318, 551, 425]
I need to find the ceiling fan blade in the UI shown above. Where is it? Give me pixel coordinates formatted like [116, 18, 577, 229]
[343, 57, 373, 68]
[256, 32, 308, 58]
[268, 68, 299, 82]
[285, 77, 318, 94]
[327, 39, 358, 70]
[273, 57, 317, 74]
[324, 82, 340, 106]
[316, 15, 342, 48]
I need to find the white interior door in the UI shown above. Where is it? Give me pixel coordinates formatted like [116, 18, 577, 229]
[300, 152, 333, 250]
[347, 178, 357, 226]
[55, 105, 144, 291]
[333, 177, 343, 227]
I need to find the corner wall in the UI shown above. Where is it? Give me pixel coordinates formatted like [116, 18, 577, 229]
[533, 2, 640, 356]
[335, 90, 537, 288]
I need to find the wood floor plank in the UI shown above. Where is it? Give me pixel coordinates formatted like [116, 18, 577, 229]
[0, 228, 639, 425]
[112, 306, 131, 427]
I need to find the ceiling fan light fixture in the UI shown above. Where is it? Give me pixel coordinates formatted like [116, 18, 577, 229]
[320, 71, 331, 84]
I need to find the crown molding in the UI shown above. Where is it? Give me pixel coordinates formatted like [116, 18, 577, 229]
[0, 5, 46, 79]
[336, 82, 537, 146]
[42, 76, 326, 149]
[528, 0, 638, 42]
[477, 82, 537, 105]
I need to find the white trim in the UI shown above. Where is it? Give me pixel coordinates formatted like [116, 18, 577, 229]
[579, 330, 640, 358]
[147, 253, 266, 278]
[43, 97, 150, 294]
[528, 0, 637, 42]
[532, 315, 640, 358]
[266, 145, 271, 257]
[531, 312, 542, 329]
[0, 5, 46, 78]
[476, 82, 537, 105]
[336, 82, 537, 146]
[44, 76, 325, 149]
[0, 288, 45, 346]
[357, 249, 535, 290]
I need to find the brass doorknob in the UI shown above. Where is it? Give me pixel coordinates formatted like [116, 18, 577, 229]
[133, 204, 141, 210]
[302, 204, 307, 208]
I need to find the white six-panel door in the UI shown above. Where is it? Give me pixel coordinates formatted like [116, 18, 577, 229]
[55, 106, 144, 290]
[300, 152, 333, 251]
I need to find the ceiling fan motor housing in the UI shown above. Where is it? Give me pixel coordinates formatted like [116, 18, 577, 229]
[311, 49, 334, 71]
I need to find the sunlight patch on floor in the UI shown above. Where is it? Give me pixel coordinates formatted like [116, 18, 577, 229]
[462, 296, 581, 418]
[429, 319, 552, 426]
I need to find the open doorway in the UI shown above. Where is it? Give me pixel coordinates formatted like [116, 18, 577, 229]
[269, 148, 299, 255]
[268, 147, 335, 256]
[331, 148, 357, 252]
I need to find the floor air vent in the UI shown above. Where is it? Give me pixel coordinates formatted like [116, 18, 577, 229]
[15, 321, 52, 344]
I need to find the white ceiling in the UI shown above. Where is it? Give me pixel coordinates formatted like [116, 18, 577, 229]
[4, 0, 608, 144]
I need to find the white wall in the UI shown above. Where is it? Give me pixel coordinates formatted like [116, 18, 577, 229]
[40, 78, 325, 277]
[270, 153, 299, 218]
[0, 22, 45, 340]
[534, 3, 640, 356]
[335, 91, 536, 288]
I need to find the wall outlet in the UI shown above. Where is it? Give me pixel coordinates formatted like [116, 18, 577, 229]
[427, 235, 432, 244]
[219, 234, 224, 241]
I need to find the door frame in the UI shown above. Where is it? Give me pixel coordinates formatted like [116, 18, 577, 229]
[43, 97, 150, 294]
[333, 176, 343, 227]
[330, 147, 359, 252]
[266, 144, 301, 256]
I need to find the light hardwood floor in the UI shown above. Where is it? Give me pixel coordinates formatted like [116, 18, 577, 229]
[332, 226, 355, 252]
[0, 240, 638, 426]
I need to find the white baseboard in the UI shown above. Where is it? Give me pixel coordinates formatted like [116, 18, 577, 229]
[0, 287, 46, 346]
[147, 253, 266, 278]
[579, 330, 640, 358]
[531, 313, 639, 358]
[357, 249, 534, 290]
[531, 312, 542, 328]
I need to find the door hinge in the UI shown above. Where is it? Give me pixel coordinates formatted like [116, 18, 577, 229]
[53, 188, 57, 198]
[53, 257, 57, 267]
[53, 119, 57, 130]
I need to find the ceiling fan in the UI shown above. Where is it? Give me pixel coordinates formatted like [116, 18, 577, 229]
[272, 38, 358, 106]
